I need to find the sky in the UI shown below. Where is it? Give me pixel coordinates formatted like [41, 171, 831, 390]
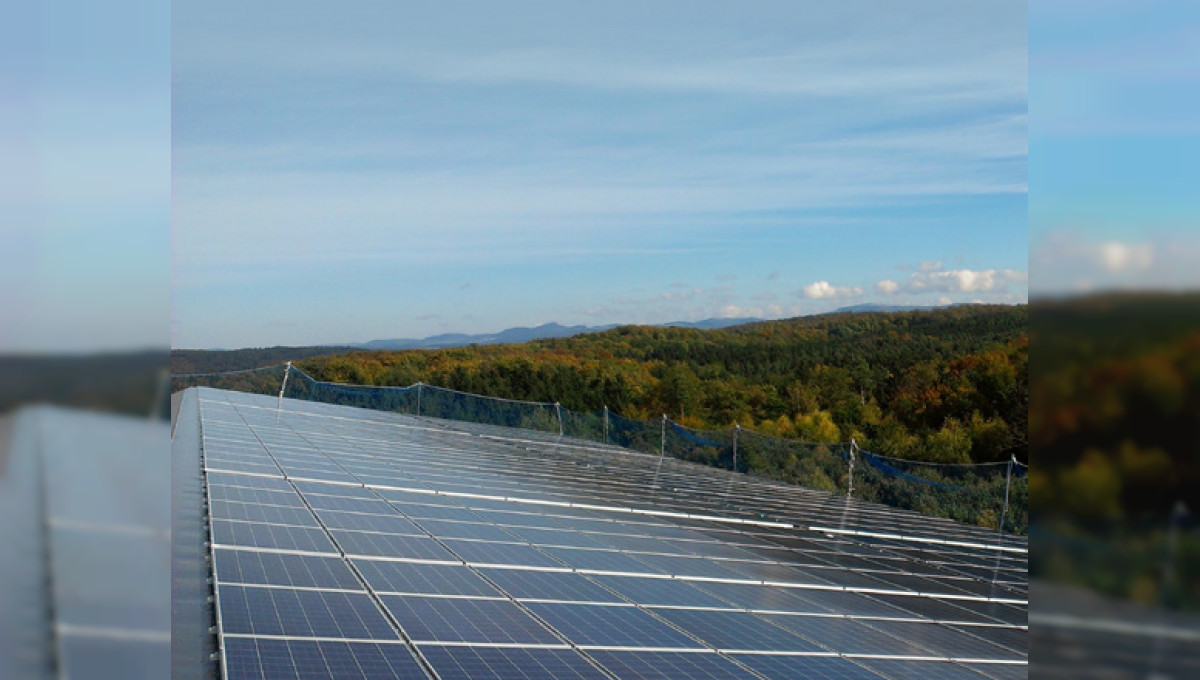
[171, 1, 1029, 349]
[1, 0, 169, 352]
[1029, 0, 1200, 294]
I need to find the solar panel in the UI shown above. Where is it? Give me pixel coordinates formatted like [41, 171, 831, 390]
[353, 560, 503, 597]
[222, 638, 425, 680]
[584, 650, 752, 679]
[213, 549, 363, 590]
[522, 602, 705, 649]
[652, 608, 827, 652]
[217, 586, 398, 639]
[478, 568, 622, 603]
[728, 653, 887, 679]
[418, 645, 609, 680]
[210, 520, 339, 554]
[181, 388, 1026, 679]
[378, 595, 561, 645]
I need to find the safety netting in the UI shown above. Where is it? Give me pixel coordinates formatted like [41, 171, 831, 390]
[173, 363, 1027, 534]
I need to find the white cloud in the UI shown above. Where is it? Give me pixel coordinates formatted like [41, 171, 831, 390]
[919, 260, 943, 272]
[800, 281, 864, 299]
[908, 268, 1027, 293]
[1098, 241, 1154, 272]
[938, 296, 953, 305]
[876, 279, 900, 295]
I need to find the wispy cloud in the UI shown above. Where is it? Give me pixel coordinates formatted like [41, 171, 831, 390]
[799, 281, 864, 300]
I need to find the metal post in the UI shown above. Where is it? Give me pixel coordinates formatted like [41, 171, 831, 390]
[603, 406, 609, 444]
[416, 382, 423, 417]
[732, 423, 739, 472]
[652, 415, 667, 489]
[277, 362, 292, 406]
[998, 454, 1015, 534]
[555, 402, 563, 437]
[846, 438, 857, 498]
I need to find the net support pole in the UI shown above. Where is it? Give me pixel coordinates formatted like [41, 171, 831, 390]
[555, 402, 563, 437]
[652, 414, 667, 489]
[416, 382, 423, 417]
[846, 438, 857, 498]
[998, 454, 1015, 534]
[603, 406, 609, 444]
[277, 362, 292, 411]
[732, 423, 739, 472]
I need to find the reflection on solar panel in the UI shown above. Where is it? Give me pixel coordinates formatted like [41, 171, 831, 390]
[175, 387, 1027, 679]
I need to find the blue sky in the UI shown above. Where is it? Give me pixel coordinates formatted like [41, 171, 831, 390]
[172, 1, 1028, 349]
[1030, 0, 1200, 293]
[1, 0, 168, 352]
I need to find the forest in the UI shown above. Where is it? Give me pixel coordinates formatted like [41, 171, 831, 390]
[1029, 292, 1200, 609]
[295, 305, 1028, 466]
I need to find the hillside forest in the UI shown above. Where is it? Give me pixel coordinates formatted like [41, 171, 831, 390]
[293, 305, 1028, 466]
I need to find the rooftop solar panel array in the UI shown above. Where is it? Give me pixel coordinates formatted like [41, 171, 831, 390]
[184, 386, 1026, 679]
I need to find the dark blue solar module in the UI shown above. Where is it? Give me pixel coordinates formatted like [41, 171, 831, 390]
[854, 658, 996, 679]
[757, 615, 937, 657]
[303, 494, 394, 514]
[207, 485, 308, 507]
[477, 568, 622, 602]
[222, 638, 426, 679]
[585, 650, 755, 680]
[522, 603, 705, 649]
[728, 654, 886, 679]
[378, 595, 560, 645]
[585, 575, 732, 608]
[412, 519, 522, 542]
[330, 531, 458, 561]
[651, 609, 826, 652]
[438, 540, 563, 568]
[217, 586, 398, 640]
[210, 520, 339, 554]
[210, 500, 321, 527]
[314, 509, 425, 535]
[353, 560, 502, 597]
[539, 546, 666, 573]
[418, 645, 610, 680]
[214, 549, 362, 590]
[857, 620, 1025, 659]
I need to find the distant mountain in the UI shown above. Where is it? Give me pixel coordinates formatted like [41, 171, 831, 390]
[359, 317, 762, 350]
[831, 303, 954, 314]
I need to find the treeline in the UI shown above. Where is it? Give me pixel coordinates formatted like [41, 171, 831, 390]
[1030, 292, 1200, 609]
[298, 305, 1028, 466]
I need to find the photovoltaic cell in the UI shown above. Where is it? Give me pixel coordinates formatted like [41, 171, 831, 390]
[523, 602, 705, 649]
[478, 568, 622, 603]
[210, 520, 339, 554]
[586, 575, 731, 608]
[585, 650, 754, 680]
[222, 638, 427, 680]
[378, 595, 560, 644]
[208, 485, 308, 507]
[439, 540, 563, 568]
[759, 615, 935, 656]
[652, 609, 825, 652]
[331, 531, 458, 561]
[858, 620, 1025, 660]
[412, 519, 521, 542]
[353, 560, 502, 597]
[210, 500, 320, 527]
[853, 658, 993, 679]
[728, 654, 886, 680]
[217, 585, 398, 640]
[418, 645, 611, 680]
[314, 510, 425, 535]
[213, 549, 362, 590]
